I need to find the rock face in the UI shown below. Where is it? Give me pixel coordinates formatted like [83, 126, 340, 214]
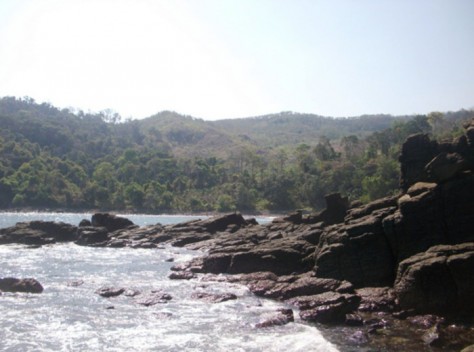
[394, 243, 474, 317]
[0, 277, 44, 293]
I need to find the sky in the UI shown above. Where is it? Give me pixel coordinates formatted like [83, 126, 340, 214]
[0, 0, 473, 121]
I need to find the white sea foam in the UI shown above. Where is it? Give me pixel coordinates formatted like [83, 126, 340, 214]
[0, 243, 338, 351]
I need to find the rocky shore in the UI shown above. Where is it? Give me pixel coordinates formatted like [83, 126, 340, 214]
[1, 120, 474, 351]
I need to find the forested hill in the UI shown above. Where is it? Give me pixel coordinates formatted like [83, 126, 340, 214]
[0, 96, 472, 213]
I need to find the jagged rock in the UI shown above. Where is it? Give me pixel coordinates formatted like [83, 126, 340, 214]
[136, 291, 172, 306]
[91, 213, 135, 232]
[296, 291, 361, 324]
[255, 309, 294, 328]
[264, 276, 354, 300]
[356, 287, 397, 312]
[0, 277, 44, 293]
[394, 243, 474, 316]
[425, 152, 471, 183]
[191, 292, 237, 303]
[399, 133, 438, 192]
[168, 271, 195, 280]
[95, 286, 125, 298]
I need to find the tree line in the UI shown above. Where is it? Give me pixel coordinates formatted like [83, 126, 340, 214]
[0, 96, 472, 213]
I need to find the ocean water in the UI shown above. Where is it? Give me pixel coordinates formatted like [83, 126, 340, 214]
[0, 212, 274, 229]
[0, 212, 338, 352]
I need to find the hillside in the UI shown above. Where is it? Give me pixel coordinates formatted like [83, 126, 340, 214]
[0, 96, 472, 213]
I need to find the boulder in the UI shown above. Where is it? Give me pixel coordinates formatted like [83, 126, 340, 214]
[425, 152, 471, 183]
[91, 213, 135, 232]
[0, 277, 44, 293]
[394, 243, 474, 316]
[136, 291, 172, 306]
[75, 226, 109, 246]
[399, 133, 438, 192]
[95, 286, 125, 298]
[0, 221, 78, 245]
[295, 291, 361, 324]
[191, 292, 237, 303]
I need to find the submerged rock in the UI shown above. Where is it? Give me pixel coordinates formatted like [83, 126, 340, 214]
[191, 292, 237, 303]
[95, 286, 125, 298]
[255, 308, 294, 328]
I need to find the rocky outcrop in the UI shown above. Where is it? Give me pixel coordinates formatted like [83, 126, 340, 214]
[91, 213, 136, 232]
[394, 243, 474, 317]
[0, 277, 44, 293]
[0, 221, 78, 245]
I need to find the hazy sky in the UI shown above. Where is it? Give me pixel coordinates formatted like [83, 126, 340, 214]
[0, 0, 472, 120]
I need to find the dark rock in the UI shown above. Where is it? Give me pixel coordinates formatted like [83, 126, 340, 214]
[75, 226, 109, 246]
[399, 133, 438, 192]
[282, 210, 303, 224]
[292, 291, 361, 324]
[356, 287, 398, 312]
[347, 330, 369, 345]
[408, 314, 444, 329]
[191, 292, 237, 303]
[266, 276, 354, 300]
[201, 212, 248, 233]
[394, 243, 474, 316]
[317, 193, 350, 225]
[425, 152, 471, 183]
[0, 221, 78, 245]
[168, 271, 195, 280]
[91, 213, 135, 232]
[255, 308, 294, 328]
[79, 219, 92, 227]
[95, 287, 125, 298]
[345, 313, 364, 326]
[0, 277, 44, 293]
[136, 292, 172, 306]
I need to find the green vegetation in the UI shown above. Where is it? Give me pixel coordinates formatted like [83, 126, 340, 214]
[0, 96, 472, 213]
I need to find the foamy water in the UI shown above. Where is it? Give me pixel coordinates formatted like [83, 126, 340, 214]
[0, 213, 337, 352]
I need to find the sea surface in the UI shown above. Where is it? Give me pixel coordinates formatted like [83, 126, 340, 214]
[0, 212, 340, 352]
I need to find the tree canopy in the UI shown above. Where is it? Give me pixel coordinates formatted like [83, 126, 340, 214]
[1, 96, 472, 213]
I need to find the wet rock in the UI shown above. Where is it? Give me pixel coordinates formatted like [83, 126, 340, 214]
[347, 330, 369, 345]
[345, 313, 364, 326]
[0, 277, 44, 293]
[168, 271, 195, 280]
[265, 276, 354, 300]
[95, 286, 125, 298]
[67, 280, 84, 287]
[75, 226, 109, 246]
[356, 287, 397, 312]
[123, 289, 141, 297]
[293, 291, 361, 324]
[191, 292, 237, 303]
[255, 308, 294, 328]
[136, 292, 172, 306]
